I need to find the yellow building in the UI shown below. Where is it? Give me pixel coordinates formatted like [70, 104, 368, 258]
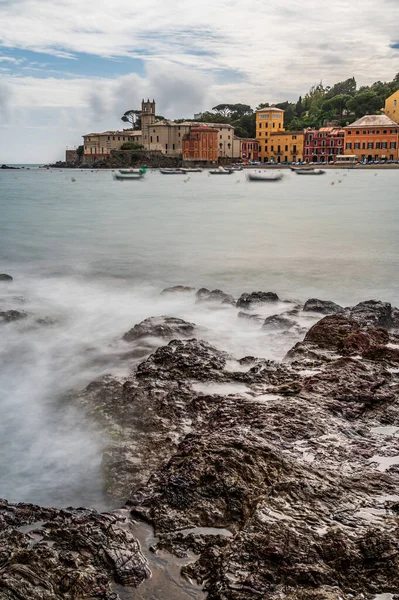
[256, 106, 303, 162]
[383, 89, 399, 124]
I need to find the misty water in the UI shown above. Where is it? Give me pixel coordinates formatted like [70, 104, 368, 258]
[1, 167, 399, 509]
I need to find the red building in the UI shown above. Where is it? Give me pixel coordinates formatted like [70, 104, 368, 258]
[304, 127, 345, 163]
[234, 137, 259, 162]
[183, 126, 218, 163]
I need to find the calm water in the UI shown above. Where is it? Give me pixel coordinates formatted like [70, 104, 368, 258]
[0, 167, 398, 509]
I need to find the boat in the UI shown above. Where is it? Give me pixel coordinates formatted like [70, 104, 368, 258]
[113, 167, 146, 180]
[180, 167, 203, 173]
[160, 168, 184, 174]
[247, 171, 283, 181]
[293, 168, 325, 175]
[209, 166, 233, 175]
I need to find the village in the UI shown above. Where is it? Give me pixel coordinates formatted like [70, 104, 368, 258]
[64, 88, 399, 168]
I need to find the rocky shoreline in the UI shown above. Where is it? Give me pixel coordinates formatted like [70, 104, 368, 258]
[1, 281, 399, 599]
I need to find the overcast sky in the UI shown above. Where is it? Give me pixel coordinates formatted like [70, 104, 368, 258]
[0, 0, 398, 163]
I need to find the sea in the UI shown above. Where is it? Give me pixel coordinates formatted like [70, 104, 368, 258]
[0, 166, 398, 510]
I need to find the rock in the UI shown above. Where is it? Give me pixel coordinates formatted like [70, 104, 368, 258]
[262, 314, 296, 330]
[303, 298, 344, 315]
[122, 316, 196, 342]
[0, 310, 27, 323]
[0, 501, 149, 600]
[160, 285, 195, 295]
[236, 291, 279, 309]
[391, 307, 399, 329]
[196, 288, 235, 305]
[238, 311, 264, 324]
[350, 300, 392, 329]
[362, 344, 399, 364]
[1, 164, 19, 169]
[304, 315, 360, 351]
[0, 273, 13, 281]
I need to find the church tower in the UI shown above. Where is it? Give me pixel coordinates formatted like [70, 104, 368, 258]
[141, 99, 156, 149]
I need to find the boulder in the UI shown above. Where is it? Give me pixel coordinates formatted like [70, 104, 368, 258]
[123, 316, 196, 342]
[304, 315, 360, 351]
[303, 298, 344, 315]
[0, 310, 27, 323]
[262, 314, 296, 330]
[391, 307, 399, 329]
[196, 288, 235, 304]
[238, 311, 264, 324]
[362, 344, 399, 364]
[195, 287, 210, 300]
[161, 285, 195, 295]
[0, 273, 13, 281]
[236, 291, 279, 309]
[350, 300, 392, 329]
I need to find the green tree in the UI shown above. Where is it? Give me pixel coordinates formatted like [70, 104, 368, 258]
[321, 94, 352, 120]
[76, 145, 84, 158]
[325, 77, 356, 99]
[346, 91, 383, 118]
[120, 142, 144, 150]
[121, 109, 142, 129]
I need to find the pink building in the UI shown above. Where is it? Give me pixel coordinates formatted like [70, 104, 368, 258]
[304, 127, 345, 163]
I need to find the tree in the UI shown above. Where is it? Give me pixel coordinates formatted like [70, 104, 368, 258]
[121, 109, 142, 129]
[346, 91, 383, 118]
[321, 94, 352, 120]
[256, 102, 269, 110]
[76, 145, 84, 158]
[324, 77, 356, 99]
[120, 142, 144, 150]
[212, 104, 233, 117]
[295, 96, 304, 117]
[234, 125, 250, 138]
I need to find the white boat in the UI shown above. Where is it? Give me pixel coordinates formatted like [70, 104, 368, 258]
[113, 167, 146, 180]
[294, 168, 325, 175]
[209, 166, 233, 175]
[247, 171, 283, 181]
[180, 167, 203, 173]
[160, 168, 184, 174]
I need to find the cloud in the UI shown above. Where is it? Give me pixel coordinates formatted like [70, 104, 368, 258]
[0, 56, 22, 63]
[0, 80, 12, 122]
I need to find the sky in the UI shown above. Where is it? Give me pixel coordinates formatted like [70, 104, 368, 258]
[0, 0, 398, 163]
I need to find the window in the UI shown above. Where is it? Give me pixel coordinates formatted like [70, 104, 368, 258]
[123, 137, 125, 141]
[376, 142, 381, 149]
[362, 142, 366, 149]
[150, 136, 153, 143]
[259, 132, 262, 136]
[368, 130, 374, 135]
[347, 130, 352, 135]
[382, 142, 387, 149]
[273, 123, 275, 128]
[390, 142, 397, 149]
[367, 142, 374, 149]
[292, 135, 297, 140]
[265, 146, 268, 152]
[376, 131, 380, 134]
[107, 136, 110, 141]
[113, 137, 115, 141]
[390, 129, 396, 134]
[383, 130, 387, 134]
[293, 145, 297, 153]
[309, 135, 313, 141]
[118, 137, 120, 141]
[259, 123, 262, 128]
[165, 144, 168, 150]
[354, 142, 360, 149]
[394, 100, 397, 107]
[337, 140, 342, 145]
[346, 142, 352, 149]
[363, 130, 366, 134]
[285, 145, 288, 151]
[356, 131, 360, 135]
[101, 148, 104, 153]
[271, 145, 274, 151]
[157, 136, 159, 142]
[265, 123, 268, 128]
[306, 140, 309, 146]
[228, 135, 230, 140]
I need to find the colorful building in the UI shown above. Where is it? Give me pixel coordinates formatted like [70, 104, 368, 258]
[183, 126, 218, 163]
[232, 137, 259, 162]
[256, 106, 303, 162]
[344, 115, 399, 162]
[82, 130, 142, 159]
[304, 127, 345, 162]
[256, 106, 284, 162]
[383, 89, 399, 124]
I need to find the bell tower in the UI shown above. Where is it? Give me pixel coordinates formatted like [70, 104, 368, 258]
[141, 98, 156, 149]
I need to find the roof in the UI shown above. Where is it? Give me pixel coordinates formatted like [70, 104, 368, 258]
[270, 130, 304, 136]
[83, 130, 142, 137]
[345, 114, 399, 128]
[148, 120, 234, 129]
[189, 126, 217, 132]
[256, 107, 284, 113]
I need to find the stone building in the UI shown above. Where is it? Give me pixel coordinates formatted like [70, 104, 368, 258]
[82, 130, 142, 159]
[304, 127, 345, 162]
[232, 137, 259, 162]
[344, 115, 399, 162]
[183, 126, 218, 163]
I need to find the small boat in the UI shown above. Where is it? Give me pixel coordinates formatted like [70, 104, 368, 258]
[209, 166, 233, 175]
[247, 171, 283, 182]
[294, 168, 325, 175]
[113, 167, 146, 180]
[180, 167, 202, 173]
[160, 168, 184, 174]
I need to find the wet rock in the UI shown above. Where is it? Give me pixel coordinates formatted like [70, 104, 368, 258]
[196, 288, 235, 305]
[160, 285, 195, 295]
[122, 316, 196, 342]
[363, 345, 399, 365]
[262, 314, 296, 330]
[238, 311, 264, 324]
[350, 300, 392, 329]
[303, 298, 344, 315]
[0, 501, 149, 600]
[236, 291, 279, 309]
[0, 273, 13, 281]
[304, 315, 360, 351]
[392, 307, 399, 329]
[0, 310, 27, 323]
[136, 339, 229, 381]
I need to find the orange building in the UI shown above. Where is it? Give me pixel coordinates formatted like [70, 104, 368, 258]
[344, 115, 399, 162]
[183, 126, 218, 163]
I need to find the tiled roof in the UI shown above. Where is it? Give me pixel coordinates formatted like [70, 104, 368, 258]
[83, 130, 142, 136]
[345, 114, 399, 128]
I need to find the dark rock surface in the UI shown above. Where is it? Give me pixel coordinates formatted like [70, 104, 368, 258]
[196, 288, 235, 305]
[237, 311, 264, 324]
[303, 298, 344, 314]
[236, 291, 279, 309]
[0, 310, 27, 323]
[160, 285, 195, 295]
[1, 165, 19, 169]
[0, 274, 13, 281]
[3, 290, 399, 600]
[122, 316, 196, 342]
[0, 501, 149, 600]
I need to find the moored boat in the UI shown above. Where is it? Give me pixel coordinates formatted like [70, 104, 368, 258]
[293, 168, 325, 175]
[160, 168, 184, 174]
[209, 166, 233, 175]
[247, 171, 283, 181]
[180, 167, 203, 173]
[113, 167, 146, 180]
